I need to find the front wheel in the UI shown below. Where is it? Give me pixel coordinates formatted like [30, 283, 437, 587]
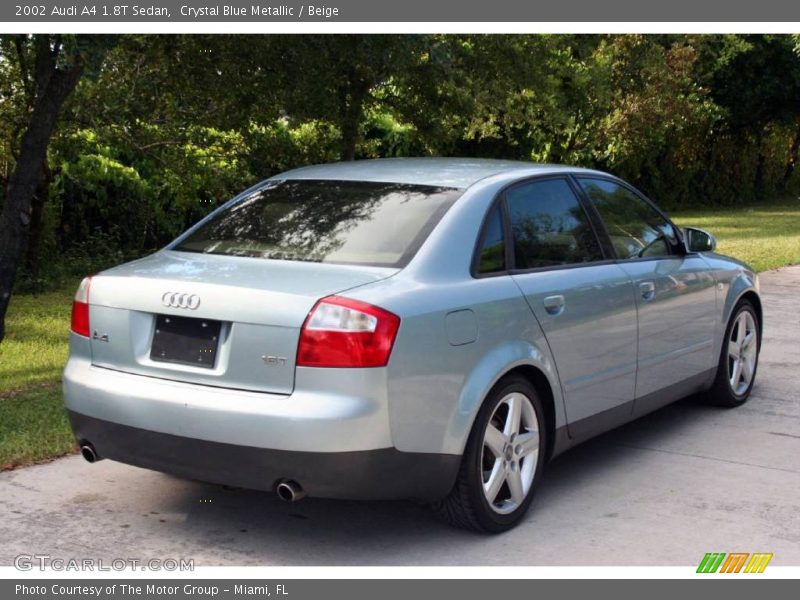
[433, 375, 546, 533]
[706, 299, 760, 407]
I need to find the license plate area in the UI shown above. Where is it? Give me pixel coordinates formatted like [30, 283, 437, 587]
[150, 314, 222, 369]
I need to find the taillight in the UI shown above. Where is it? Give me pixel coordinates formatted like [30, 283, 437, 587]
[297, 296, 400, 368]
[70, 276, 92, 337]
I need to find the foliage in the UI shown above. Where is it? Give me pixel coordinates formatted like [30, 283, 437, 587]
[2, 34, 800, 287]
[245, 119, 343, 176]
[2, 34, 800, 466]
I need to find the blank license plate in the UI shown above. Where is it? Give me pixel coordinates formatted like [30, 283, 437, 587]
[150, 315, 221, 369]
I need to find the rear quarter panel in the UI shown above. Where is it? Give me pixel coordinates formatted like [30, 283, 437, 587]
[349, 275, 563, 455]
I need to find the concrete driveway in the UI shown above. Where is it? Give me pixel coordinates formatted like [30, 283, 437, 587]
[1, 267, 798, 566]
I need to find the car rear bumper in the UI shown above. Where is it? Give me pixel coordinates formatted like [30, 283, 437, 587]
[63, 351, 460, 500]
[68, 410, 459, 500]
[63, 346, 395, 453]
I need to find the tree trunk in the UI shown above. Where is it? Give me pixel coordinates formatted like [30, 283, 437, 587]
[753, 130, 766, 201]
[0, 48, 84, 342]
[782, 120, 800, 190]
[340, 116, 360, 162]
[339, 71, 370, 162]
[24, 158, 51, 276]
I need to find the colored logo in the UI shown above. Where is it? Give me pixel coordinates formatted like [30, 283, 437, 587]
[697, 552, 773, 573]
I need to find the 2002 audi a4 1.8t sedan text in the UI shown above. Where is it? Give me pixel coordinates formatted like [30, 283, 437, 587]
[64, 158, 762, 532]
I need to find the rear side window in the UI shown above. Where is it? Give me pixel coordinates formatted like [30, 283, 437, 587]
[578, 178, 678, 259]
[476, 205, 506, 274]
[505, 178, 603, 269]
[174, 180, 461, 268]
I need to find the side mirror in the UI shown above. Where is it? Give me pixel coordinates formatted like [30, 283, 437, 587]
[684, 227, 716, 253]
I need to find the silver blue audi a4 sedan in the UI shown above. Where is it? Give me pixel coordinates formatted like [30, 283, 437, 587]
[64, 158, 762, 532]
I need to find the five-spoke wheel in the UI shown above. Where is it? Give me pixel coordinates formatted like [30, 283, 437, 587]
[434, 375, 546, 533]
[707, 299, 760, 407]
[481, 392, 540, 515]
[728, 309, 758, 396]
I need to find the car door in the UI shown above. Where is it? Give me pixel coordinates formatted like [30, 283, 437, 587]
[505, 177, 639, 434]
[576, 177, 718, 411]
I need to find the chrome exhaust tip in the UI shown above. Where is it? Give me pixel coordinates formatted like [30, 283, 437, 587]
[79, 443, 100, 463]
[275, 480, 305, 502]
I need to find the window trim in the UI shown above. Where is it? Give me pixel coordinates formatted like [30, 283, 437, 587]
[572, 174, 687, 263]
[471, 173, 620, 278]
[502, 174, 613, 275]
[471, 194, 512, 279]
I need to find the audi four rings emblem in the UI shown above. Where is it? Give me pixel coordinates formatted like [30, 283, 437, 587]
[161, 292, 201, 310]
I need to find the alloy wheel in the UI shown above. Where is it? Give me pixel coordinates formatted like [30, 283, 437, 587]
[480, 392, 540, 515]
[728, 310, 758, 396]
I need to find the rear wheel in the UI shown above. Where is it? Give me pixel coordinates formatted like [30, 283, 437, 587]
[706, 299, 760, 407]
[434, 375, 546, 533]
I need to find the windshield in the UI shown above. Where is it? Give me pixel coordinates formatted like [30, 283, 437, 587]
[173, 179, 461, 267]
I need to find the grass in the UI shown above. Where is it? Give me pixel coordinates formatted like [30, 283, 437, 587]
[0, 199, 799, 470]
[0, 284, 78, 469]
[671, 201, 800, 273]
[0, 386, 77, 469]
[0, 287, 74, 393]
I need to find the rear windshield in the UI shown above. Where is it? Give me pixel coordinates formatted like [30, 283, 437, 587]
[173, 179, 461, 267]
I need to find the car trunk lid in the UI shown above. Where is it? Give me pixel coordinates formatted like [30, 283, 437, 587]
[87, 250, 397, 394]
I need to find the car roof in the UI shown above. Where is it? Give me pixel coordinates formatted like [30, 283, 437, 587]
[273, 157, 606, 189]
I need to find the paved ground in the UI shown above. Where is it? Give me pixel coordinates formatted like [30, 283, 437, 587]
[1, 267, 799, 566]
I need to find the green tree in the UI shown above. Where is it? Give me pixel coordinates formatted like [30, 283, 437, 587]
[0, 35, 115, 342]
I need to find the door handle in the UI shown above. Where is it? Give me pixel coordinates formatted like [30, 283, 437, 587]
[543, 294, 565, 315]
[639, 281, 656, 301]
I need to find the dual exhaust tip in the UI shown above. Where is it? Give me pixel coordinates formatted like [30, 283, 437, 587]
[80, 440, 305, 503]
[275, 479, 305, 503]
[79, 442, 101, 463]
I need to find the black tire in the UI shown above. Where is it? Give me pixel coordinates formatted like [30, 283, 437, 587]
[433, 375, 547, 533]
[705, 299, 760, 408]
